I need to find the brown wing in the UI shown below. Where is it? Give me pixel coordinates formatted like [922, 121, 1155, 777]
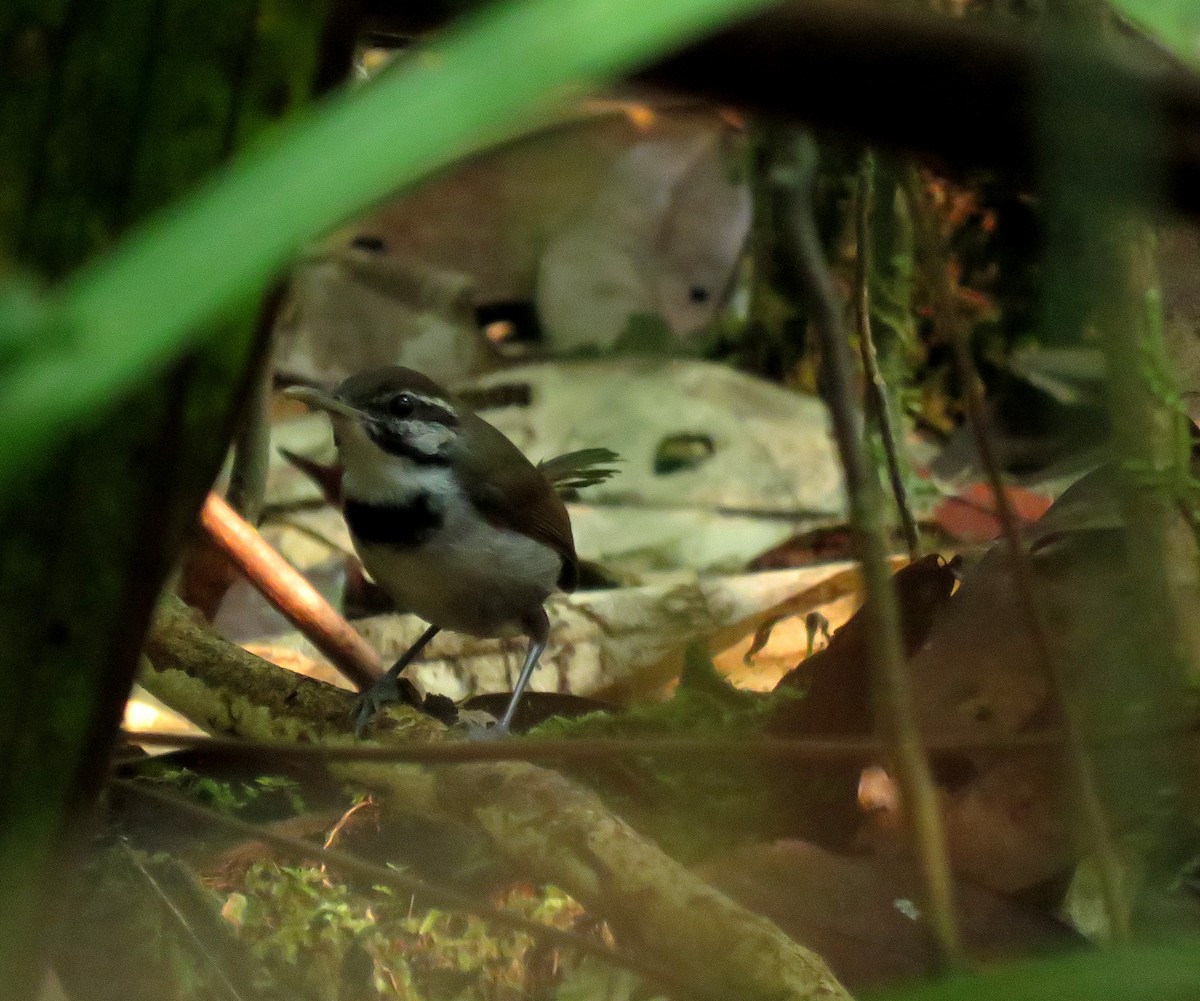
[458, 413, 580, 591]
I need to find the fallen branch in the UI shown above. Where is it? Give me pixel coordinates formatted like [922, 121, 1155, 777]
[139, 596, 852, 1001]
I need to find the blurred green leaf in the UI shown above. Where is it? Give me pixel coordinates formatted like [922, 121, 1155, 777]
[0, 0, 773, 486]
[877, 941, 1200, 1001]
[1111, 1, 1200, 64]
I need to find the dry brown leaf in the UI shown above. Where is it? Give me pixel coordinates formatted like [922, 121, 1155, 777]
[246, 564, 864, 704]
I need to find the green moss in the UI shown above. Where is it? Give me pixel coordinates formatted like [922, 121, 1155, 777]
[137, 760, 307, 816]
[231, 861, 590, 1001]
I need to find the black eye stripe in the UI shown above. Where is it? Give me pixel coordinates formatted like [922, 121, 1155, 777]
[365, 423, 454, 464]
[367, 395, 458, 428]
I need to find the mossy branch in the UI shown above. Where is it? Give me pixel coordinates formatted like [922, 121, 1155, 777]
[140, 597, 851, 1001]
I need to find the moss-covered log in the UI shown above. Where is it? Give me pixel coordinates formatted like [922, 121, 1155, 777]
[141, 597, 852, 1001]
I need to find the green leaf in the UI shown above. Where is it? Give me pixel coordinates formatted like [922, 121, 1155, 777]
[867, 158, 916, 356]
[878, 940, 1200, 1001]
[1110, 1, 1200, 65]
[0, 0, 775, 487]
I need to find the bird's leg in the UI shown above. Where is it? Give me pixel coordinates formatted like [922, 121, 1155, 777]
[499, 607, 550, 732]
[470, 608, 549, 740]
[352, 624, 440, 736]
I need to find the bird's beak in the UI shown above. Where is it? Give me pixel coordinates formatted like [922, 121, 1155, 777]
[283, 385, 362, 420]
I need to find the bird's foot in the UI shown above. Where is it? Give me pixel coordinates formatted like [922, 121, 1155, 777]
[351, 675, 421, 737]
[464, 718, 511, 742]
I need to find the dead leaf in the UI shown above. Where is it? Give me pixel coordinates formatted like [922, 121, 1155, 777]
[698, 840, 1083, 993]
[536, 129, 749, 349]
[245, 564, 865, 704]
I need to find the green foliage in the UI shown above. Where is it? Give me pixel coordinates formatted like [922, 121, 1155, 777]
[867, 158, 917, 360]
[140, 762, 306, 816]
[0, 276, 61, 371]
[231, 861, 589, 1001]
[0, 6, 333, 996]
[554, 957, 669, 1001]
[878, 939, 1200, 1001]
[1110, 1, 1200, 65]
[1122, 299, 1200, 518]
[63, 844, 597, 1001]
[57, 846, 232, 1001]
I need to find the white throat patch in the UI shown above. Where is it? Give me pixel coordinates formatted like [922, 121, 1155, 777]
[334, 416, 456, 504]
[402, 418, 456, 458]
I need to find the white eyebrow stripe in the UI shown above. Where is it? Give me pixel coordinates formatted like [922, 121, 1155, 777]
[409, 394, 457, 417]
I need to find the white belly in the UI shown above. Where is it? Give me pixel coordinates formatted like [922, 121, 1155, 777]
[338, 431, 563, 636]
[355, 494, 561, 637]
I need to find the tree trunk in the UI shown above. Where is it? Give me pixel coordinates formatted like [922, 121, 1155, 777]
[0, 2, 333, 994]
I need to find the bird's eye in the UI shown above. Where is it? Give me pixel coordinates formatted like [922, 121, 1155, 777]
[388, 393, 414, 418]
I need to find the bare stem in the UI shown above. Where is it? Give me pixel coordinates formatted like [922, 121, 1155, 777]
[855, 150, 920, 560]
[224, 355, 272, 525]
[904, 165, 1129, 941]
[224, 284, 284, 524]
[199, 492, 382, 690]
[766, 127, 963, 966]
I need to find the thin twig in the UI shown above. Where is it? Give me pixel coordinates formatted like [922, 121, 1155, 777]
[110, 778, 691, 997]
[764, 127, 962, 966]
[119, 843, 255, 1001]
[322, 797, 375, 851]
[904, 165, 1129, 941]
[199, 492, 382, 689]
[119, 723, 1197, 766]
[855, 150, 920, 560]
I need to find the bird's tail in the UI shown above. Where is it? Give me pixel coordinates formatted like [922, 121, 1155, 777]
[538, 448, 621, 494]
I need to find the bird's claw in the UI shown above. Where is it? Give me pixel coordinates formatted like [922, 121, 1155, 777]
[351, 676, 405, 737]
[464, 719, 511, 742]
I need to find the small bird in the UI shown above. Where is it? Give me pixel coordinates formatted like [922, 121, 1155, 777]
[286, 367, 617, 736]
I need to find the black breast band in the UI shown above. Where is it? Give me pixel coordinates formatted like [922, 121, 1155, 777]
[344, 495, 443, 548]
